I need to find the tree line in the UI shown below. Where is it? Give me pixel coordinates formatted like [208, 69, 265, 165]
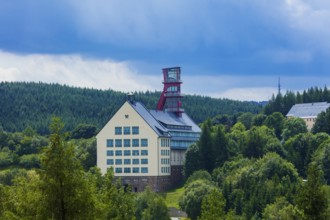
[0, 82, 262, 134]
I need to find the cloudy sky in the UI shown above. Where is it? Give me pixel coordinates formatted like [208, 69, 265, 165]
[1, 0, 330, 101]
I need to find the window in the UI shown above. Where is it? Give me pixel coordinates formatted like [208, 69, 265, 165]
[141, 150, 148, 156]
[141, 167, 148, 173]
[141, 159, 148, 164]
[124, 126, 130, 135]
[132, 150, 139, 156]
[107, 139, 113, 147]
[132, 126, 139, 135]
[124, 150, 131, 156]
[141, 139, 148, 147]
[124, 159, 131, 165]
[133, 167, 139, 173]
[115, 127, 122, 135]
[124, 139, 131, 147]
[115, 139, 122, 147]
[115, 159, 122, 165]
[107, 159, 113, 165]
[132, 139, 139, 147]
[124, 167, 131, 173]
[115, 150, 122, 156]
[115, 168, 122, 173]
[107, 150, 114, 156]
[133, 159, 139, 164]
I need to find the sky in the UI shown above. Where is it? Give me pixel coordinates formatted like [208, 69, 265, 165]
[1, 0, 330, 101]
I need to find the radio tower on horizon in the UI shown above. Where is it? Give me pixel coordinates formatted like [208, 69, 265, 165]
[278, 77, 281, 95]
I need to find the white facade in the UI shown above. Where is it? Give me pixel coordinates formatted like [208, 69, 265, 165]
[97, 102, 171, 177]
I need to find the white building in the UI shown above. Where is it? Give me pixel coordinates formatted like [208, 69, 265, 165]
[97, 67, 201, 192]
[286, 102, 330, 130]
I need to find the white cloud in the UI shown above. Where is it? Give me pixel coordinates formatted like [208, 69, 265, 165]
[0, 51, 159, 92]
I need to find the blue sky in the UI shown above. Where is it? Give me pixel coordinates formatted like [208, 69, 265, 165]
[1, 0, 330, 101]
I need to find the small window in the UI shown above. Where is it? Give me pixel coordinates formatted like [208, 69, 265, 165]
[133, 167, 139, 173]
[141, 139, 148, 147]
[115, 168, 122, 173]
[141, 167, 148, 173]
[132, 139, 139, 147]
[107, 150, 114, 156]
[132, 126, 139, 135]
[124, 139, 131, 147]
[141, 150, 148, 156]
[115, 150, 122, 156]
[124, 167, 131, 173]
[124, 159, 131, 165]
[115, 139, 122, 147]
[115, 127, 122, 135]
[141, 159, 148, 164]
[115, 159, 122, 165]
[107, 159, 113, 165]
[132, 159, 139, 164]
[132, 150, 139, 156]
[124, 150, 131, 156]
[124, 126, 130, 135]
[106, 139, 113, 147]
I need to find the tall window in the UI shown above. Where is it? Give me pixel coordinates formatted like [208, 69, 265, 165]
[124, 126, 130, 135]
[141, 167, 148, 173]
[141, 150, 148, 156]
[132, 139, 139, 147]
[115, 139, 122, 147]
[107, 139, 113, 147]
[115, 168, 122, 173]
[124, 139, 131, 147]
[132, 126, 139, 135]
[107, 159, 113, 165]
[115, 150, 122, 156]
[107, 150, 114, 156]
[115, 127, 122, 135]
[141, 139, 148, 147]
[132, 150, 139, 156]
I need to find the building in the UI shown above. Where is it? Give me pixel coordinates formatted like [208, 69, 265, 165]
[96, 67, 201, 192]
[286, 102, 330, 130]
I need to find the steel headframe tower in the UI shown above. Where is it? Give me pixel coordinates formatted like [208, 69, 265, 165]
[156, 67, 184, 117]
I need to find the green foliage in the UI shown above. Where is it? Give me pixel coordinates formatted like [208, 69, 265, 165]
[262, 197, 303, 220]
[179, 180, 217, 220]
[199, 119, 213, 173]
[263, 112, 285, 139]
[39, 117, 96, 219]
[313, 141, 330, 183]
[136, 187, 169, 220]
[18, 154, 40, 168]
[185, 170, 212, 186]
[282, 117, 308, 142]
[296, 163, 328, 220]
[71, 123, 98, 139]
[312, 107, 330, 134]
[237, 112, 254, 129]
[198, 188, 226, 220]
[183, 143, 201, 178]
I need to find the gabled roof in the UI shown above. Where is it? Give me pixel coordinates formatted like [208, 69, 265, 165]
[286, 102, 330, 118]
[128, 101, 170, 137]
[150, 110, 201, 133]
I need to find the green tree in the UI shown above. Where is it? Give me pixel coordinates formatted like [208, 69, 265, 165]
[184, 143, 201, 178]
[263, 112, 285, 139]
[212, 125, 229, 167]
[71, 124, 98, 139]
[39, 117, 96, 220]
[135, 187, 169, 220]
[262, 197, 303, 220]
[296, 163, 328, 220]
[199, 119, 214, 173]
[237, 112, 254, 129]
[282, 117, 307, 141]
[198, 188, 226, 220]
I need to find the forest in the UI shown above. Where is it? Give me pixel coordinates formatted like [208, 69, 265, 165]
[0, 83, 330, 219]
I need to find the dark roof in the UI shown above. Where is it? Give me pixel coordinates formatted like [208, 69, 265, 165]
[128, 101, 170, 137]
[286, 102, 330, 118]
[150, 110, 201, 133]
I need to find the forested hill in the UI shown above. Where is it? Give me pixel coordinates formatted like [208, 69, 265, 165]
[0, 82, 263, 134]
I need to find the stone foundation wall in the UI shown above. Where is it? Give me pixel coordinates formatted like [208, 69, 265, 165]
[118, 175, 173, 192]
[171, 165, 184, 186]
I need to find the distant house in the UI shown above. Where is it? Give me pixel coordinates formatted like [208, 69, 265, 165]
[286, 102, 330, 130]
[96, 67, 201, 192]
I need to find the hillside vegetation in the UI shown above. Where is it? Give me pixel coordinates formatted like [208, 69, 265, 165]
[0, 82, 263, 134]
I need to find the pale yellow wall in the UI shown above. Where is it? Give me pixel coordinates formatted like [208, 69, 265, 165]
[97, 102, 162, 176]
[302, 117, 316, 131]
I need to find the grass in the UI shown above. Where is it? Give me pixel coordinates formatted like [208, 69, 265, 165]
[164, 185, 185, 209]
